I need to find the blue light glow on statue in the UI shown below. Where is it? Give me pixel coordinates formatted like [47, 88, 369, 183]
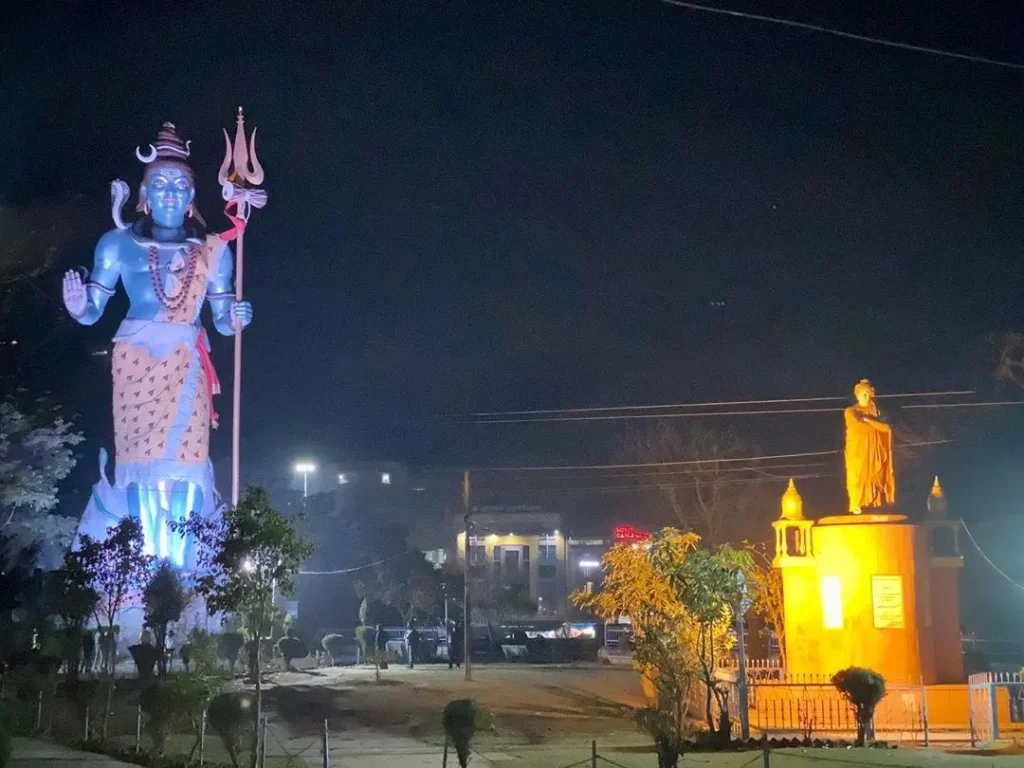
[64, 122, 254, 567]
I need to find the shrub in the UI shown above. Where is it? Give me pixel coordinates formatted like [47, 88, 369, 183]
[217, 632, 245, 674]
[182, 629, 218, 674]
[635, 706, 689, 768]
[276, 635, 309, 671]
[129, 644, 160, 684]
[139, 674, 221, 757]
[442, 699, 491, 768]
[207, 691, 255, 768]
[321, 634, 347, 665]
[831, 667, 886, 746]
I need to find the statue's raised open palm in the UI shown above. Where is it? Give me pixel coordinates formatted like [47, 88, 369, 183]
[63, 269, 87, 318]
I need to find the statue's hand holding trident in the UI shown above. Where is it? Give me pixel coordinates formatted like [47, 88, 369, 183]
[219, 107, 267, 507]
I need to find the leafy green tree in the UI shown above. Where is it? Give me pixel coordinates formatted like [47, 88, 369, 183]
[92, 518, 151, 736]
[575, 529, 751, 748]
[658, 543, 750, 741]
[473, 578, 536, 651]
[745, 543, 785, 669]
[47, 540, 101, 681]
[180, 628, 219, 674]
[140, 672, 223, 757]
[357, 551, 444, 625]
[832, 667, 886, 746]
[0, 395, 83, 546]
[575, 531, 700, 765]
[0, 536, 42, 668]
[175, 487, 312, 768]
[143, 562, 186, 676]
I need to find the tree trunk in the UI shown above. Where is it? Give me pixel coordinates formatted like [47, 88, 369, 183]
[250, 619, 263, 768]
[102, 677, 113, 740]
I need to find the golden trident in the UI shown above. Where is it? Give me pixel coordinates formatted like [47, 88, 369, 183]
[219, 107, 267, 507]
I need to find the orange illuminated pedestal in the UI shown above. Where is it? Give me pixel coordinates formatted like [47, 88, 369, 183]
[775, 485, 963, 686]
[790, 514, 932, 683]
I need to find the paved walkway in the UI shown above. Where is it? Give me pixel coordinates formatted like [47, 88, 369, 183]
[10, 738, 136, 768]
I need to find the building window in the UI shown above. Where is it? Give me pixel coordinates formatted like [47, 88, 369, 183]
[539, 564, 556, 580]
[539, 544, 557, 562]
[469, 545, 486, 566]
[821, 576, 843, 629]
[381, 472, 391, 485]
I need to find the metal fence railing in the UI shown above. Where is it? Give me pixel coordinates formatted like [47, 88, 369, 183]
[968, 671, 1024, 745]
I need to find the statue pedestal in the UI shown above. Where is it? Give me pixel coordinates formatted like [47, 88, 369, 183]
[780, 511, 938, 683]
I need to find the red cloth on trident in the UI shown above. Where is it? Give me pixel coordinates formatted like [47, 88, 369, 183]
[219, 200, 247, 242]
[197, 328, 222, 428]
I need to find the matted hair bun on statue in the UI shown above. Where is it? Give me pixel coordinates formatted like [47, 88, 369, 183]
[136, 122, 192, 163]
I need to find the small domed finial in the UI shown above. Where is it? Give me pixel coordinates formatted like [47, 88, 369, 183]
[780, 478, 804, 521]
[927, 475, 948, 519]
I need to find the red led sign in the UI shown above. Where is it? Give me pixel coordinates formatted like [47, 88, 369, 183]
[614, 525, 650, 542]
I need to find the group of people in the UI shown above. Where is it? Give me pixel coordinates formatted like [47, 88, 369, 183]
[369, 620, 465, 669]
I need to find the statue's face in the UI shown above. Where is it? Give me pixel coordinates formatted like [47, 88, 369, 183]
[855, 389, 872, 407]
[143, 165, 195, 228]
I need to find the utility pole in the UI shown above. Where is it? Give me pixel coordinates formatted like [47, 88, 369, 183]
[462, 470, 472, 682]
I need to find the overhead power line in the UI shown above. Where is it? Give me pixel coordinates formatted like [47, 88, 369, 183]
[901, 401, 1024, 410]
[477, 472, 831, 495]
[962, 522, 1024, 595]
[443, 390, 974, 420]
[660, 0, 1024, 71]
[519, 460, 828, 480]
[298, 549, 414, 576]
[459, 406, 839, 425]
[473, 440, 948, 473]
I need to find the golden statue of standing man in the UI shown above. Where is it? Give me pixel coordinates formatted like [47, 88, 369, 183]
[844, 379, 895, 513]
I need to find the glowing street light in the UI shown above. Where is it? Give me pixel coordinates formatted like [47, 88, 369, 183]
[294, 462, 316, 498]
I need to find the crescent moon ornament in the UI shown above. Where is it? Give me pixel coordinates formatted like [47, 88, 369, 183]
[135, 144, 157, 163]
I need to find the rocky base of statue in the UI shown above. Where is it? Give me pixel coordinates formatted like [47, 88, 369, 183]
[76, 448, 224, 571]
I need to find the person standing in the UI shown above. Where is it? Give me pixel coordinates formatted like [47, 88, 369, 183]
[405, 620, 420, 669]
[448, 621, 464, 670]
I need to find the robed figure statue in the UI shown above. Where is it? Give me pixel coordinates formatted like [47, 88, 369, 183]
[844, 379, 895, 513]
[62, 122, 254, 567]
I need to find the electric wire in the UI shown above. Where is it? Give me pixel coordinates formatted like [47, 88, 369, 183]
[472, 440, 949, 473]
[298, 549, 416, 576]
[445, 390, 975, 419]
[476, 472, 833, 495]
[961, 521, 1024, 595]
[659, 0, 1024, 71]
[901, 401, 1024, 410]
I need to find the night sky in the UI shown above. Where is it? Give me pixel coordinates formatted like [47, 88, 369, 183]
[4, 0, 1024, 532]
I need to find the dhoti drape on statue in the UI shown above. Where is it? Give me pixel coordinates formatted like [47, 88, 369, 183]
[76, 235, 229, 569]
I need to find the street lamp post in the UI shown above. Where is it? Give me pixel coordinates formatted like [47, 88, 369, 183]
[294, 462, 316, 498]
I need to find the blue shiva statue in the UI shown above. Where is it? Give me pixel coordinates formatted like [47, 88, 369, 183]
[63, 122, 253, 568]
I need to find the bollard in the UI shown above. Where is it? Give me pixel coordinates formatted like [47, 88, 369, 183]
[35, 690, 43, 732]
[135, 706, 143, 753]
[322, 719, 330, 768]
[591, 740, 597, 768]
[84, 705, 90, 741]
[199, 710, 207, 766]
